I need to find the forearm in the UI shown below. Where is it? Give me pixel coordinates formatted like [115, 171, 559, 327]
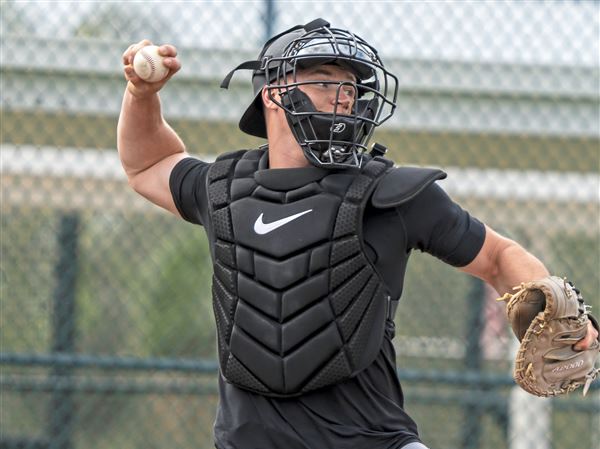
[461, 226, 550, 296]
[117, 88, 186, 180]
[490, 243, 550, 295]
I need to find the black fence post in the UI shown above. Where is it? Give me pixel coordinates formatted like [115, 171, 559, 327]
[264, 0, 276, 42]
[462, 277, 485, 449]
[48, 212, 79, 449]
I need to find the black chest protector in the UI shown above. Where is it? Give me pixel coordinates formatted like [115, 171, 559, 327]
[207, 148, 444, 397]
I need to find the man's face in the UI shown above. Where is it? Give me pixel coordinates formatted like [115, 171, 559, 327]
[291, 64, 357, 115]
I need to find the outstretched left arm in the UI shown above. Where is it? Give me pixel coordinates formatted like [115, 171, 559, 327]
[460, 224, 598, 350]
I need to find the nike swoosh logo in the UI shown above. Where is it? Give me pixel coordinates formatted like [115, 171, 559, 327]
[253, 209, 313, 235]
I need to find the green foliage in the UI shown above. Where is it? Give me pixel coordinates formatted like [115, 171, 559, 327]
[1, 207, 58, 352]
[73, 210, 215, 358]
[142, 224, 216, 358]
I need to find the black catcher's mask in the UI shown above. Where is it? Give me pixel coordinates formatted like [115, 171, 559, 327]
[221, 18, 398, 168]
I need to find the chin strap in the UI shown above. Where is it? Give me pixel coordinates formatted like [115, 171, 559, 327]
[220, 60, 262, 89]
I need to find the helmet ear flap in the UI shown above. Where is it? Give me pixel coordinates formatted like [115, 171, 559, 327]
[280, 88, 320, 147]
[280, 87, 314, 113]
[354, 97, 378, 120]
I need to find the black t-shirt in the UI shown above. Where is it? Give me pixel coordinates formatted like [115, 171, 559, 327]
[170, 156, 485, 449]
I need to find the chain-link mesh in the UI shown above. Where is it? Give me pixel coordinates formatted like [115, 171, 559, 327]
[1, 1, 599, 449]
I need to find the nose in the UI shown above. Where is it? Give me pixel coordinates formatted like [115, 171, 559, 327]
[332, 85, 354, 114]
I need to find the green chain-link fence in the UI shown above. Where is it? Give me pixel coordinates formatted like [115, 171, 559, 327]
[1, 1, 598, 448]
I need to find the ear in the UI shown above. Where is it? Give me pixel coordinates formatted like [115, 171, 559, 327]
[261, 86, 280, 110]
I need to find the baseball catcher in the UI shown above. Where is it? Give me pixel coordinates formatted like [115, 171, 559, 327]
[500, 276, 600, 396]
[118, 17, 600, 449]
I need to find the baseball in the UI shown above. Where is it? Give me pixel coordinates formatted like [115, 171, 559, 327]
[133, 45, 169, 83]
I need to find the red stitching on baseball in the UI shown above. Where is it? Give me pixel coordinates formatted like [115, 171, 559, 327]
[141, 48, 156, 78]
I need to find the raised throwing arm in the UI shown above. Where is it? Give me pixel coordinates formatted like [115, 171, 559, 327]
[117, 40, 188, 215]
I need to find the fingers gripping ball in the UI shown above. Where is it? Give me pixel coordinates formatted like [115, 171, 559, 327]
[500, 276, 600, 397]
[133, 46, 169, 83]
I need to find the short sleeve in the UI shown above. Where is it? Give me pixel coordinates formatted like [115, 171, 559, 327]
[401, 183, 485, 267]
[169, 157, 211, 226]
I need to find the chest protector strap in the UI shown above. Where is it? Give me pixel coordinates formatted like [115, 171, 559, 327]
[207, 149, 393, 397]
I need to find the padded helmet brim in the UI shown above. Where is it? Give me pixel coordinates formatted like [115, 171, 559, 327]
[239, 88, 267, 138]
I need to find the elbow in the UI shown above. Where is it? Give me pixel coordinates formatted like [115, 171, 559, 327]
[460, 227, 518, 289]
[126, 171, 144, 194]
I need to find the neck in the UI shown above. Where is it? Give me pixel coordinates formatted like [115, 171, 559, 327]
[267, 135, 310, 169]
[264, 108, 312, 169]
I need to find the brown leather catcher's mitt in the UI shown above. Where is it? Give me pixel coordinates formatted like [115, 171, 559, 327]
[500, 276, 599, 397]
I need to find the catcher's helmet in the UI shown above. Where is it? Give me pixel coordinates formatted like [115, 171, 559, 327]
[221, 18, 398, 168]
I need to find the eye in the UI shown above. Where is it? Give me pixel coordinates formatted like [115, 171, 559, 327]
[343, 86, 356, 98]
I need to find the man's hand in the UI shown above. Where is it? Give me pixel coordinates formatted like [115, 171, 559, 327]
[122, 40, 181, 98]
[574, 321, 600, 351]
